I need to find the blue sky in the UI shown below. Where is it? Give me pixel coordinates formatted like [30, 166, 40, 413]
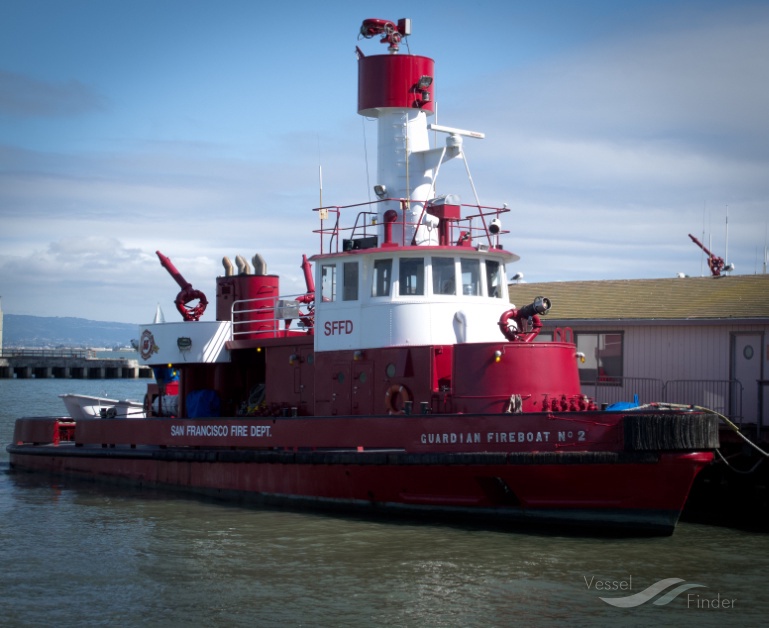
[1, 0, 768, 324]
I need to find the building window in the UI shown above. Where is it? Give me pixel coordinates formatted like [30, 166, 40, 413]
[321, 264, 336, 301]
[432, 257, 456, 295]
[576, 332, 623, 384]
[372, 259, 392, 297]
[460, 258, 481, 296]
[485, 260, 504, 298]
[399, 257, 425, 295]
[343, 262, 358, 301]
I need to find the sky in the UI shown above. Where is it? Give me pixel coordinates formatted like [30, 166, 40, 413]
[1, 0, 768, 324]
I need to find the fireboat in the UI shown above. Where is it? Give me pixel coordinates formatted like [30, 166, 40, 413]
[8, 18, 718, 535]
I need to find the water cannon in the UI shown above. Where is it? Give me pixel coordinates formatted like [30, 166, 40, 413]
[359, 18, 411, 52]
[156, 251, 208, 321]
[498, 296, 551, 343]
[518, 296, 551, 320]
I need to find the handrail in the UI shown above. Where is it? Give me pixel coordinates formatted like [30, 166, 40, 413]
[313, 199, 510, 254]
[349, 210, 379, 241]
[230, 292, 314, 340]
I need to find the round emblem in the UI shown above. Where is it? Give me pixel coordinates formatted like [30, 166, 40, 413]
[743, 345, 754, 360]
[140, 329, 159, 360]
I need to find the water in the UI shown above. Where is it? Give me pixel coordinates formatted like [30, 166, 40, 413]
[1, 379, 767, 627]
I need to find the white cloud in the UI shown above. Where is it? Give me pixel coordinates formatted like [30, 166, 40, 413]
[1, 3, 768, 324]
[433, 5, 769, 283]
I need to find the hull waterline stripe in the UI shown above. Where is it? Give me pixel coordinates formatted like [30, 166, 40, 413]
[8, 444, 661, 465]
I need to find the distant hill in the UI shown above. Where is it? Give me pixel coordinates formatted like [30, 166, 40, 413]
[1, 314, 139, 349]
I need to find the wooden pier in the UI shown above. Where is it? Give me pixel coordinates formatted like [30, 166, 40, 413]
[0, 349, 153, 379]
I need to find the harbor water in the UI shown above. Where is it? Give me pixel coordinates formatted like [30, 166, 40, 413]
[1, 379, 767, 627]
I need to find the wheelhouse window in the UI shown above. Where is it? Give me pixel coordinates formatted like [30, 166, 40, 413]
[576, 332, 624, 385]
[371, 259, 392, 297]
[321, 264, 336, 301]
[343, 262, 358, 301]
[460, 258, 481, 296]
[399, 257, 425, 296]
[432, 257, 456, 295]
[485, 260, 504, 298]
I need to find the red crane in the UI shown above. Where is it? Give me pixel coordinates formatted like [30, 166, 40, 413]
[688, 234, 728, 277]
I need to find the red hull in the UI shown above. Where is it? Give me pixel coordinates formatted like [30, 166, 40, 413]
[8, 412, 716, 535]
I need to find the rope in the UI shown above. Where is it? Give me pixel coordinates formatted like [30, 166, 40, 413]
[505, 394, 522, 414]
[685, 404, 767, 458]
[715, 448, 766, 475]
[631, 401, 769, 461]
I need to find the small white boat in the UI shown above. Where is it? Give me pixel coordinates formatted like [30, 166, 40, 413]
[59, 393, 145, 419]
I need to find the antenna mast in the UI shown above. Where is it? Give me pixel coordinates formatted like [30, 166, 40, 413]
[724, 205, 729, 271]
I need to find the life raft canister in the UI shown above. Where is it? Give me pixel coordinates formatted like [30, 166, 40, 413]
[385, 384, 411, 414]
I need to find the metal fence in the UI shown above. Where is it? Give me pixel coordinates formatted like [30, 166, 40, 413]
[0, 348, 97, 359]
[582, 377, 745, 425]
[581, 377, 664, 408]
[664, 379, 743, 421]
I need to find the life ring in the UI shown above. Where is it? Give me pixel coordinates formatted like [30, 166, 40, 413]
[385, 384, 411, 414]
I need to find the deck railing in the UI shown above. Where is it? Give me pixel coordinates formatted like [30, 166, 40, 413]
[230, 293, 314, 340]
[313, 198, 510, 254]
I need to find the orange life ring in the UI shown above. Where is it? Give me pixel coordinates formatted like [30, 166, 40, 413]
[385, 384, 411, 414]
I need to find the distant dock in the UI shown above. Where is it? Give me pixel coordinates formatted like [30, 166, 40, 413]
[0, 349, 153, 379]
